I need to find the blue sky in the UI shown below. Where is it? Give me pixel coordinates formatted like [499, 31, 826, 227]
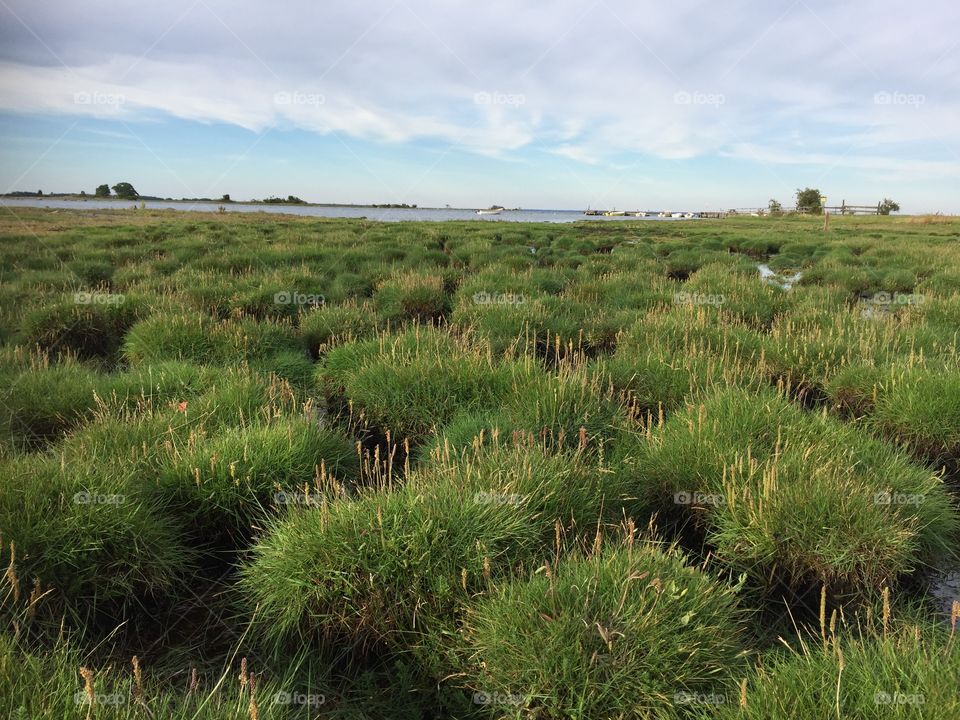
[0, 0, 957, 212]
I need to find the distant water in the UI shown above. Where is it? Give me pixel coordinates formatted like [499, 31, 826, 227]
[0, 198, 691, 223]
[757, 263, 802, 289]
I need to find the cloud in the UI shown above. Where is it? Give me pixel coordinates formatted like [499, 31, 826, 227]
[0, 0, 957, 181]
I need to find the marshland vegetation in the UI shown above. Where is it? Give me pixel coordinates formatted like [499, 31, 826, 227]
[1, 208, 959, 718]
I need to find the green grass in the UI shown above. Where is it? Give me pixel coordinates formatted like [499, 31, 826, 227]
[1, 208, 959, 717]
[241, 442, 618, 661]
[618, 388, 958, 599]
[463, 539, 748, 719]
[706, 608, 960, 720]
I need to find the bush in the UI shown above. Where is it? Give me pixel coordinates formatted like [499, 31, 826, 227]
[868, 369, 960, 468]
[502, 360, 627, 450]
[463, 542, 747, 719]
[682, 261, 794, 329]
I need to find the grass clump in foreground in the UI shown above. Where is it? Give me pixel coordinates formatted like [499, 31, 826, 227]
[463, 537, 748, 719]
[708, 601, 960, 720]
[0, 453, 192, 631]
[618, 388, 958, 599]
[240, 441, 621, 662]
[155, 417, 360, 545]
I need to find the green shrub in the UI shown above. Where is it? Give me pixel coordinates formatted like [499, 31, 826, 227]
[503, 360, 627, 450]
[123, 313, 299, 366]
[250, 349, 315, 393]
[869, 369, 960, 468]
[682, 262, 794, 329]
[321, 330, 511, 443]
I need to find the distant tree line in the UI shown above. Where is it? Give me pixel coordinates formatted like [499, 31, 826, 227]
[259, 195, 306, 204]
[762, 189, 901, 215]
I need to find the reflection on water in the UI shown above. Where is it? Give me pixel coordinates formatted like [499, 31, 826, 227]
[757, 263, 802, 289]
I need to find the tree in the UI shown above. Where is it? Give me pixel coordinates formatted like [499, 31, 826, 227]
[95, 184, 111, 197]
[768, 199, 783, 214]
[879, 198, 900, 215]
[795, 187, 822, 214]
[220, 193, 231, 203]
[111, 182, 139, 200]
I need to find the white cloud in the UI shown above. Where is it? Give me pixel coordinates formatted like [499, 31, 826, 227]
[0, 0, 957, 206]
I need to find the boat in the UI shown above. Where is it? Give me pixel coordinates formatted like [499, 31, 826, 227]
[603, 210, 626, 217]
[671, 212, 684, 218]
[658, 211, 670, 217]
[683, 212, 696, 218]
[476, 206, 504, 215]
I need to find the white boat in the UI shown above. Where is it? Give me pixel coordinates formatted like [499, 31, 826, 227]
[671, 212, 684, 218]
[683, 212, 696, 218]
[604, 210, 626, 216]
[476, 207, 503, 215]
[658, 211, 670, 217]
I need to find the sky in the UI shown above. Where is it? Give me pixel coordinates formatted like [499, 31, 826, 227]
[0, 0, 957, 212]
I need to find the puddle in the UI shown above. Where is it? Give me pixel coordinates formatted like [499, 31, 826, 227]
[926, 562, 960, 622]
[757, 263, 802, 290]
